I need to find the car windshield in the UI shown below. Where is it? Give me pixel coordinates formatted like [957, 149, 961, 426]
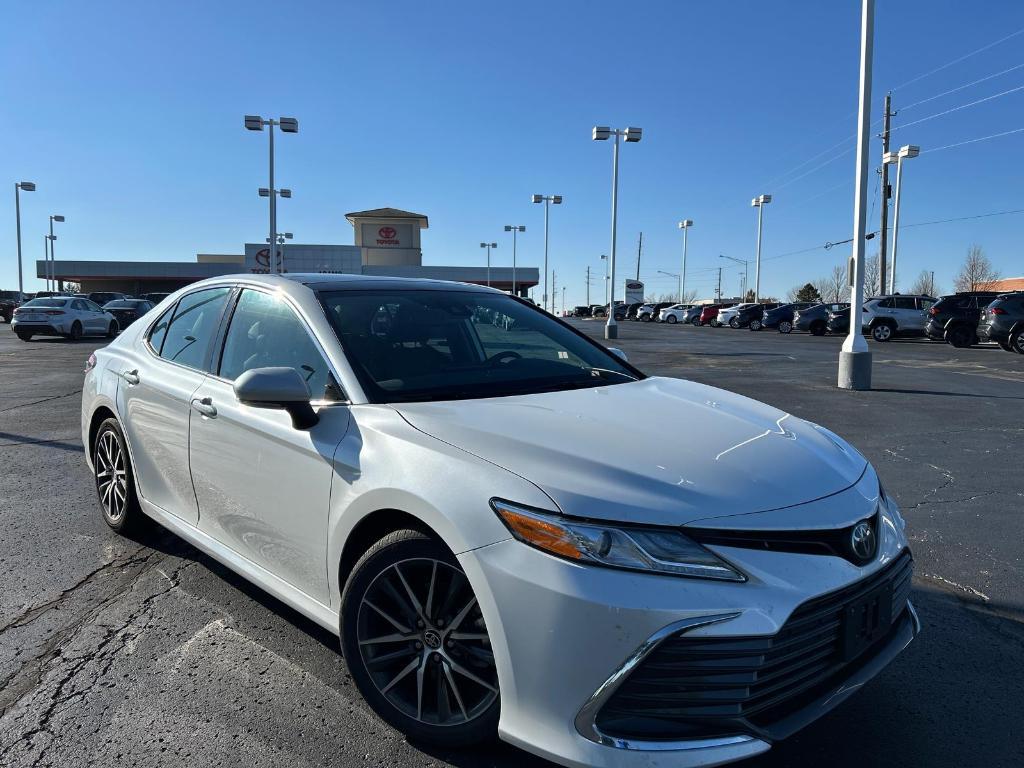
[23, 298, 68, 308]
[318, 289, 642, 403]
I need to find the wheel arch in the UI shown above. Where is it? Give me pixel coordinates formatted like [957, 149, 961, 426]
[337, 508, 440, 599]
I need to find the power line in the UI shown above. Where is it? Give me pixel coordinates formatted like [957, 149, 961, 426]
[900, 62, 1024, 111]
[921, 126, 1024, 153]
[891, 25, 1024, 93]
[893, 83, 1024, 132]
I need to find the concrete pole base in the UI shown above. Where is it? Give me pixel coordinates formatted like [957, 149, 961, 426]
[604, 323, 618, 340]
[838, 349, 872, 390]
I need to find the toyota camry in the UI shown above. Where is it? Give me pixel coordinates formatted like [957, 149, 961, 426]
[81, 273, 917, 768]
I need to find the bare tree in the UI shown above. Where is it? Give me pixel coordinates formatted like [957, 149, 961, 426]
[682, 289, 699, 305]
[816, 265, 849, 303]
[954, 245, 1000, 292]
[909, 269, 936, 296]
[863, 253, 881, 297]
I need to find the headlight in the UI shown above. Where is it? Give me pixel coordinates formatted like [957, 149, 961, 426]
[879, 481, 906, 530]
[491, 500, 745, 582]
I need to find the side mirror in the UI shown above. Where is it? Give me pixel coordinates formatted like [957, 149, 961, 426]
[607, 347, 628, 362]
[233, 367, 319, 429]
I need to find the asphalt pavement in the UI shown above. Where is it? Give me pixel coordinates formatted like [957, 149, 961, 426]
[0, 320, 1021, 767]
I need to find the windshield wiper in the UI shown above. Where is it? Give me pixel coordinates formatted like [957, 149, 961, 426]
[586, 367, 638, 381]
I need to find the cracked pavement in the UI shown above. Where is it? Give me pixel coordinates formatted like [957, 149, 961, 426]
[1, 322, 1022, 767]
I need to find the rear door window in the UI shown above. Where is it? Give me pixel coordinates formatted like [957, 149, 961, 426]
[893, 297, 917, 310]
[157, 287, 232, 371]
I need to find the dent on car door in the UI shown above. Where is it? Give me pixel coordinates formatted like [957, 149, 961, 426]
[189, 288, 350, 604]
[118, 287, 233, 525]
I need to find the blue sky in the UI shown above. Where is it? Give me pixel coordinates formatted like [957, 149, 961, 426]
[3, 0, 1023, 306]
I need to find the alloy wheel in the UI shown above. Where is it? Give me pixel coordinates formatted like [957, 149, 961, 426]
[356, 558, 497, 727]
[779, 320, 792, 334]
[872, 324, 892, 341]
[95, 430, 128, 523]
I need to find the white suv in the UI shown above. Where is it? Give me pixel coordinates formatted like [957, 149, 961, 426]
[862, 295, 936, 342]
[716, 303, 757, 328]
[658, 304, 693, 323]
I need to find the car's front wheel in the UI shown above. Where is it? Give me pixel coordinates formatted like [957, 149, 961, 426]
[666, 314, 677, 324]
[106, 320, 119, 338]
[341, 529, 499, 747]
[749, 319, 762, 331]
[728, 317, 739, 328]
[68, 321, 83, 341]
[1010, 330, 1024, 354]
[16, 331, 32, 342]
[778, 320, 792, 334]
[871, 322, 894, 342]
[93, 418, 146, 533]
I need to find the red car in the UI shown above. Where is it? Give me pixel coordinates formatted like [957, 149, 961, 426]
[697, 303, 732, 326]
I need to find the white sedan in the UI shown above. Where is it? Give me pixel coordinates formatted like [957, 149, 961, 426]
[81, 273, 917, 768]
[716, 302, 757, 328]
[658, 304, 693, 323]
[12, 296, 119, 341]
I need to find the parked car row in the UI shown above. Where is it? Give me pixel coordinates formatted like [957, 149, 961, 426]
[8, 292, 159, 342]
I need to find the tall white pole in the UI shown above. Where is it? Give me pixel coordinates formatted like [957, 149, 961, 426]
[754, 204, 764, 302]
[839, 0, 874, 390]
[268, 121, 277, 274]
[44, 235, 50, 291]
[888, 157, 905, 294]
[486, 245, 491, 288]
[542, 199, 549, 311]
[14, 185, 25, 297]
[680, 225, 689, 303]
[512, 229, 517, 296]
[49, 217, 57, 290]
[606, 132, 620, 339]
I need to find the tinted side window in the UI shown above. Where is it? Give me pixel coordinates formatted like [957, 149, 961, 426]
[147, 304, 175, 354]
[219, 289, 341, 401]
[72, 300, 87, 311]
[894, 297, 917, 310]
[159, 287, 232, 370]
[876, 298, 894, 308]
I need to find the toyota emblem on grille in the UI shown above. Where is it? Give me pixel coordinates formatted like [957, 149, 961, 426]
[850, 520, 876, 562]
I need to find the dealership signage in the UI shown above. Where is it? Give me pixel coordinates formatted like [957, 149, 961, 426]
[361, 222, 412, 249]
[624, 280, 645, 304]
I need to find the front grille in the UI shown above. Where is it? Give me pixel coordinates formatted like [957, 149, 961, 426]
[596, 551, 913, 741]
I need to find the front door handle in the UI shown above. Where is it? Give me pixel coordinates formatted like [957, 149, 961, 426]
[190, 397, 217, 418]
[122, 369, 140, 385]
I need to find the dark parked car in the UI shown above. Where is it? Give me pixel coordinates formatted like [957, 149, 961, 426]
[794, 302, 850, 335]
[925, 291, 1000, 347]
[101, 299, 155, 329]
[637, 301, 673, 322]
[590, 304, 608, 318]
[764, 302, 817, 333]
[141, 292, 171, 304]
[624, 302, 644, 320]
[826, 306, 851, 334]
[0, 290, 25, 322]
[737, 302, 780, 330]
[978, 292, 1024, 353]
[682, 306, 704, 324]
[697, 303, 731, 326]
[88, 291, 128, 306]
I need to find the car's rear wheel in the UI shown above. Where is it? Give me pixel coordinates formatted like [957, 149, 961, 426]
[810, 321, 826, 336]
[341, 530, 499, 747]
[778, 320, 792, 334]
[946, 325, 974, 348]
[871, 322, 894, 342]
[16, 331, 32, 342]
[728, 317, 739, 329]
[1010, 330, 1024, 354]
[68, 321, 83, 341]
[93, 419, 145, 533]
[666, 314, 677, 324]
[749, 319, 762, 331]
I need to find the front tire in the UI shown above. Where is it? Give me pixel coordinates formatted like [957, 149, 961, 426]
[1010, 330, 1024, 354]
[749, 319, 762, 331]
[106, 320, 119, 338]
[341, 530, 499, 747]
[93, 419, 145, 533]
[68, 321, 83, 341]
[810, 321, 826, 336]
[871, 322, 894, 342]
[16, 331, 32, 342]
[666, 314, 677, 324]
[728, 317, 739, 329]
[778, 320, 793, 334]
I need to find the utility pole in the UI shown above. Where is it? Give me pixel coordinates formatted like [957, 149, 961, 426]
[585, 266, 591, 305]
[636, 232, 643, 281]
[716, 267, 722, 303]
[551, 270, 556, 311]
[878, 92, 894, 294]
[930, 270, 935, 296]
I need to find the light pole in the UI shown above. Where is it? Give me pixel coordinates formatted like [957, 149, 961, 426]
[600, 254, 609, 305]
[719, 254, 750, 299]
[480, 242, 497, 287]
[677, 220, 693, 302]
[532, 194, 563, 313]
[48, 214, 65, 290]
[882, 144, 920, 293]
[245, 115, 298, 274]
[266, 232, 293, 272]
[503, 225, 525, 296]
[592, 126, 643, 339]
[839, 0, 875, 391]
[14, 181, 36, 297]
[751, 194, 771, 302]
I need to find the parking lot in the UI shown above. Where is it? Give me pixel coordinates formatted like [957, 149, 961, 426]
[1, 322, 1022, 767]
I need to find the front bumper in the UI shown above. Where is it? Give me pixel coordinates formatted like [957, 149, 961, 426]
[460, 512, 914, 768]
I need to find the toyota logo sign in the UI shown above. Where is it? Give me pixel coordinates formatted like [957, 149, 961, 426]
[379, 226, 397, 239]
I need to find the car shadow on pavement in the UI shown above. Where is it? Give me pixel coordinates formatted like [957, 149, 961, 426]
[0, 430, 85, 452]
[872, 388, 1024, 400]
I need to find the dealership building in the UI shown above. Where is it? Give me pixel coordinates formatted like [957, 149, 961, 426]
[39, 208, 538, 296]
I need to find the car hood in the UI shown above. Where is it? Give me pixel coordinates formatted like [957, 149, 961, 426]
[394, 377, 868, 527]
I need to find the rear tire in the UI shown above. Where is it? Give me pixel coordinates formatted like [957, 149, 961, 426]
[728, 318, 739, 329]
[749, 319, 762, 331]
[666, 315, 677, 324]
[93, 419, 146, 534]
[946, 325, 974, 348]
[810, 321, 826, 336]
[778, 320, 792, 334]
[1010, 330, 1024, 355]
[16, 331, 32, 342]
[107, 320, 119, 338]
[341, 530, 499, 748]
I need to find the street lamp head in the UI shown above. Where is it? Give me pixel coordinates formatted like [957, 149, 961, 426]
[504, 225, 512, 232]
[244, 115, 264, 131]
[279, 188, 292, 198]
[623, 127, 643, 143]
[552, 195, 563, 204]
[279, 117, 299, 133]
[898, 144, 920, 159]
[531, 194, 543, 203]
[52, 215, 65, 222]
[678, 219, 693, 228]
[592, 126, 611, 141]
[517, 225, 526, 232]
[283, 232, 293, 239]
[882, 151, 898, 165]
[258, 188, 270, 197]
[18, 181, 36, 191]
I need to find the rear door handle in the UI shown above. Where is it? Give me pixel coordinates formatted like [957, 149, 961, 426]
[191, 397, 217, 418]
[122, 369, 140, 385]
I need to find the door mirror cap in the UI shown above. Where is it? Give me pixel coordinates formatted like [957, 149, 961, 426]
[233, 367, 319, 429]
[607, 347, 628, 362]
